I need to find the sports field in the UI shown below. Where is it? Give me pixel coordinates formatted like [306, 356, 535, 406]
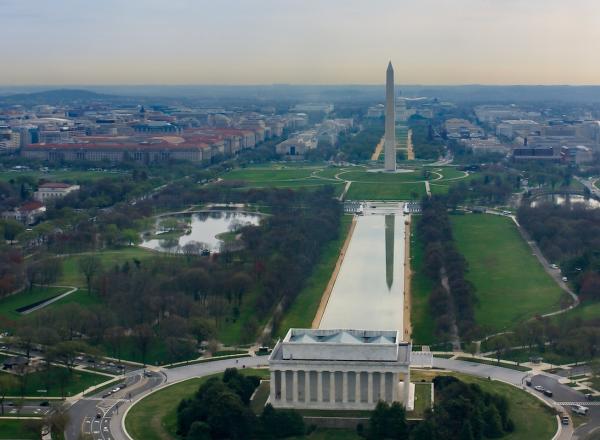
[451, 214, 564, 333]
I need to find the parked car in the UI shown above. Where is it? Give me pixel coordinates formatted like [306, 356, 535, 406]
[39, 401, 49, 407]
[543, 389, 553, 397]
[525, 378, 532, 387]
[561, 415, 570, 425]
[534, 385, 545, 392]
[551, 264, 558, 269]
[572, 405, 589, 416]
[562, 276, 568, 282]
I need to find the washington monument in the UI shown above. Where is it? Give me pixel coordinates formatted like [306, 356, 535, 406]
[384, 61, 396, 172]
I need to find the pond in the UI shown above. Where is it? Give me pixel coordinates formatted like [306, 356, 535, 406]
[319, 211, 406, 331]
[140, 210, 262, 253]
[530, 194, 600, 209]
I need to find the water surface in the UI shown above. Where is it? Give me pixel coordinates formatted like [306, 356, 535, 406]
[140, 211, 261, 253]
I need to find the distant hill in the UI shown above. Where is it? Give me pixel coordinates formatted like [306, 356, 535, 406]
[0, 88, 122, 105]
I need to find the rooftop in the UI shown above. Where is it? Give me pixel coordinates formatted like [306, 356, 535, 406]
[270, 329, 410, 364]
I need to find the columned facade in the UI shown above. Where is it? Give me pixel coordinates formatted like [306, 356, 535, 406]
[269, 329, 412, 411]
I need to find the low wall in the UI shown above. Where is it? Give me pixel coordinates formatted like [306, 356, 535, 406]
[303, 416, 369, 430]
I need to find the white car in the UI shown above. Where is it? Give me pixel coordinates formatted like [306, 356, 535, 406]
[551, 264, 558, 269]
[562, 276, 568, 282]
[534, 385, 545, 392]
[572, 405, 589, 416]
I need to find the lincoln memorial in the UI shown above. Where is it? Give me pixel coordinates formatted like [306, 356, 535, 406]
[268, 329, 413, 411]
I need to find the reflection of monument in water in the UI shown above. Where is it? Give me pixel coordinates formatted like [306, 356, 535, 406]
[385, 214, 395, 290]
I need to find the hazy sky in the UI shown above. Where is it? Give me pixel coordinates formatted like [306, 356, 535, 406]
[2, 0, 599, 85]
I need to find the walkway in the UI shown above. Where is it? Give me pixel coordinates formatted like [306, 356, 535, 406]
[371, 137, 385, 161]
[406, 129, 415, 160]
[21, 285, 78, 315]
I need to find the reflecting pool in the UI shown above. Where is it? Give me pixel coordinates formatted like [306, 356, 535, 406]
[319, 212, 406, 331]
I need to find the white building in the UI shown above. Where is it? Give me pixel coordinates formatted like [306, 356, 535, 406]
[33, 182, 80, 202]
[269, 329, 413, 411]
[495, 120, 540, 139]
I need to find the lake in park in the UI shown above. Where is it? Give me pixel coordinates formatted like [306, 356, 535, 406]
[140, 210, 262, 253]
[319, 205, 406, 331]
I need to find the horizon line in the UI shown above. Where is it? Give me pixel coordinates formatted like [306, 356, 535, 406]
[2, 83, 600, 89]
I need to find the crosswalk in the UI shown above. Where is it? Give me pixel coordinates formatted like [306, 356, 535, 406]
[557, 402, 600, 406]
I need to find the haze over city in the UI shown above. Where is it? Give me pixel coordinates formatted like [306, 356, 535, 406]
[2, 0, 600, 85]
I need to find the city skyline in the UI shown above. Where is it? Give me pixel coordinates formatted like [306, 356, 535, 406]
[2, 0, 600, 86]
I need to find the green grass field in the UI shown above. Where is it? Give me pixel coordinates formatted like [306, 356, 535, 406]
[410, 382, 433, 419]
[559, 300, 600, 321]
[278, 215, 353, 335]
[501, 348, 583, 366]
[346, 182, 426, 200]
[338, 169, 426, 183]
[411, 370, 556, 440]
[0, 366, 108, 397]
[58, 247, 158, 287]
[0, 169, 125, 183]
[0, 419, 39, 439]
[451, 214, 564, 333]
[0, 286, 70, 320]
[125, 368, 268, 440]
[409, 219, 436, 345]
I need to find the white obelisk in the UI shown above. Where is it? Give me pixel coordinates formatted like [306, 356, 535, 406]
[384, 61, 396, 172]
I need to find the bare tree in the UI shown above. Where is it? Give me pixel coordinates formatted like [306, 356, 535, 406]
[78, 255, 101, 294]
[0, 375, 18, 415]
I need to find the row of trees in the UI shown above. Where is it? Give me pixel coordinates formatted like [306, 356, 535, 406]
[446, 169, 520, 207]
[338, 120, 384, 161]
[177, 368, 305, 439]
[418, 196, 478, 341]
[482, 315, 600, 366]
[408, 116, 444, 160]
[518, 202, 600, 298]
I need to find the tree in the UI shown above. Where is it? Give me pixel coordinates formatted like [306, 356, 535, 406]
[460, 419, 475, 440]
[186, 421, 211, 440]
[45, 403, 70, 436]
[133, 324, 154, 366]
[0, 375, 17, 415]
[465, 341, 478, 357]
[483, 405, 504, 438]
[1, 219, 24, 242]
[78, 255, 101, 294]
[490, 335, 510, 365]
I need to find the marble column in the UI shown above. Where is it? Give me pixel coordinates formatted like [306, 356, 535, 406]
[270, 370, 276, 402]
[342, 372, 348, 403]
[380, 372, 386, 402]
[329, 371, 335, 403]
[392, 372, 398, 402]
[305, 370, 310, 402]
[317, 371, 323, 402]
[292, 370, 298, 403]
[368, 372, 373, 403]
[355, 371, 361, 403]
[281, 370, 287, 402]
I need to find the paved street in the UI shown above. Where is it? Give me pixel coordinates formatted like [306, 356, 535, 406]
[66, 356, 268, 440]
[65, 370, 164, 440]
[434, 357, 600, 440]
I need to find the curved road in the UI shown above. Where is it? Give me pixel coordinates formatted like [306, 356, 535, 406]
[66, 355, 597, 440]
[66, 356, 267, 440]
